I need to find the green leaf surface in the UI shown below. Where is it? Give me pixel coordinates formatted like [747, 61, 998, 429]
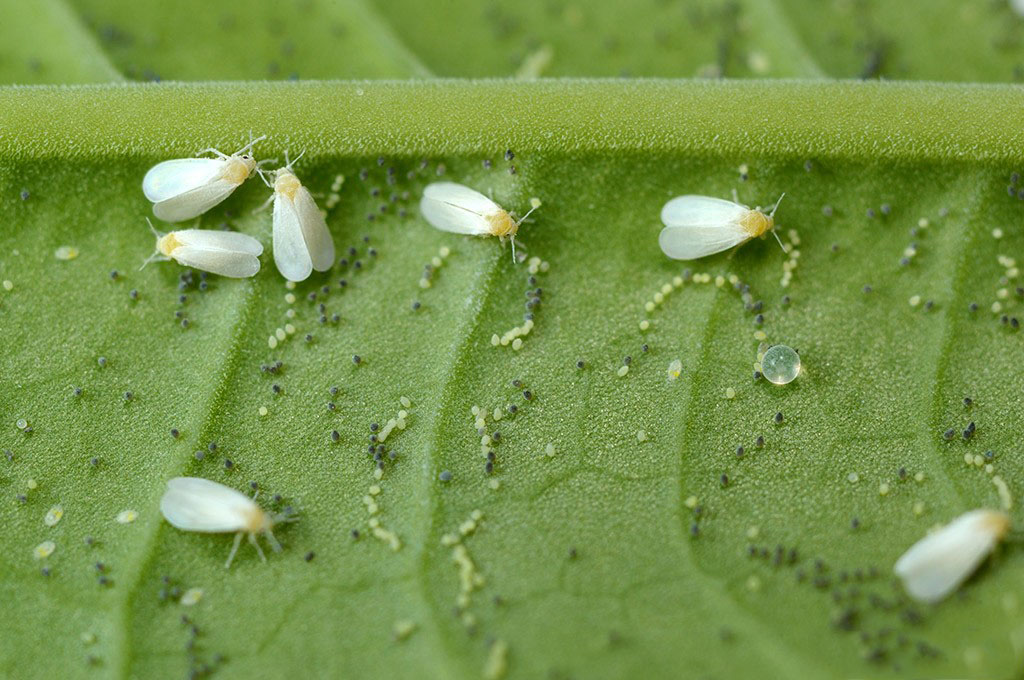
[0, 0, 122, 84]
[4, 0, 1024, 84]
[1, 80, 1024, 680]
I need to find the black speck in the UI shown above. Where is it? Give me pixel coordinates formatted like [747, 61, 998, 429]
[223, 459, 233, 470]
[304, 551, 315, 562]
[438, 470, 452, 482]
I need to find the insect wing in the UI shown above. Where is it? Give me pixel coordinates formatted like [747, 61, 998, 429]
[143, 158, 226, 203]
[160, 477, 256, 533]
[660, 195, 748, 228]
[272, 194, 314, 281]
[169, 245, 259, 278]
[293, 186, 335, 272]
[175, 229, 264, 256]
[658, 195, 751, 260]
[153, 178, 241, 223]
[420, 182, 499, 235]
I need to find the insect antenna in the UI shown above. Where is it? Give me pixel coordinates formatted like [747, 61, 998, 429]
[767, 193, 787, 253]
[771, 228, 787, 253]
[140, 218, 165, 270]
[283, 149, 306, 170]
[235, 133, 268, 156]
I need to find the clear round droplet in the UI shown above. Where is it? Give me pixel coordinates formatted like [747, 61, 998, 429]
[761, 344, 800, 385]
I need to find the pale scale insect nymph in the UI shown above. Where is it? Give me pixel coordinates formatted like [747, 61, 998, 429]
[893, 508, 1010, 604]
[659, 192, 785, 261]
[142, 218, 263, 278]
[142, 135, 267, 222]
[419, 182, 539, 260]
[258, 151, 336, 282]
[160, 476, 285, 568]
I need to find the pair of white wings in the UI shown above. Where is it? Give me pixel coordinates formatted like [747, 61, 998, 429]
[165, 229, 263, 278]
[272, 178, 335, 282]
[658, 195, 754, 260]
[143, 158, 244, 223]
[894, 509, 1006, 603]
[420, 182, 502, 234]
[160, 477, 262, 533]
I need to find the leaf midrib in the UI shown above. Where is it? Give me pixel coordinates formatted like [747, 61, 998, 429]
[113, 277, 261, 678]
[3, 81, 1024, 165]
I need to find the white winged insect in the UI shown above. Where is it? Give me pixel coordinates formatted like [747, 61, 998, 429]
[257, 152, 336, 282]
[659, 192, 785, 260]
[893, 508, 1010, 604]
[160, 477, 289, 568]
[420, 182, 538, 261]
[142, 218, 263, 278]
[142, 135, 266, 222]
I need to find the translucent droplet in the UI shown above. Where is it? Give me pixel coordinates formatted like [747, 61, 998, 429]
[761, 345, 800, 385]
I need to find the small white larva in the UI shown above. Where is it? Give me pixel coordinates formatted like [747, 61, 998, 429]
[159, 476, 282, 568]
[893, 508, 1010, 604]
[659, 192, 785, 260]
[420, 182, 537, 260]
[259, 153, 335, 282]
[142, 135, 266, 222]
[143, 219, 263, 278]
